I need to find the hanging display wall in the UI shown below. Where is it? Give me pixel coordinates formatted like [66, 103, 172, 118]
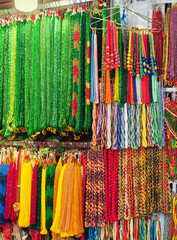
[0, 144, 172, 240]
[90, 6, 166, 149]
[0, 1, 176, 240]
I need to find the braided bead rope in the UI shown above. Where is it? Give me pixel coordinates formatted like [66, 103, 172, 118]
[97, 149, 105, 227]
[118, 150, 123, 220]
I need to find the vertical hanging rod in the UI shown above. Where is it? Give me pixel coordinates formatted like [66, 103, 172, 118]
[39, 0, 93, 10]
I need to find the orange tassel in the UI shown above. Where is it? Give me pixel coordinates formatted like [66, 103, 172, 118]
[105, 70, 112, 103]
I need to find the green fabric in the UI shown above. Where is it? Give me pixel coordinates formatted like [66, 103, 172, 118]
[45, 164, 56, 229]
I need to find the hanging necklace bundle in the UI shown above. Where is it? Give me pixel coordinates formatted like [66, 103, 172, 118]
[89, 8, 165, 149]
[87, 217, 163, 240]
[0, 9, 93, 140]
[0, 147, 86, 239]
[59, 11, 72, 132]
[85, 146, 170, 224]
[165, 99, 177, 180]
[51, 16, 62, 130]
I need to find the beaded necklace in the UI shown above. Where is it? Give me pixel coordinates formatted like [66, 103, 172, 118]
[141, 33, 149, 104]
[100, 6, 108, 103]
[45, 163, 56, 229]
[30, 164, 37, 225]
[170, 195, 177, 239]
[76, 11, 86, 132]
[29, 165, 42, 230]
[69, 12, 81, 129]
[15, 21, 22, 129]
[165, 100, 177, 180]
[121, 29, 128, 104]
[163, 9, 170, 84]
[134, 104, 141, 149]
[40, 16, 47, 131]
[49, 16, 55, 128]
[7, 20, 17, 134]
[113, 5, 121, 102]
[126, 29, 133, 104]
[146, 103, 152, 147]
[105, 21, 112, 104]
[0, 163, 10, 224]
[0, 25, 5, 129]
[51, 17, 62, 129]
[112, 101, 118, 149]
[84, 10, 92, 130]
[29, 18, 41, 136]
[138, 32, 144, 80]
[46, 16, 52, 129]
[2, 26, 8, 134]
[28, 20, 36, 136]
[59, 12, 72, 131]
[141, 104, 147, 147]
[167, 6, 177, 84]
[3, 23, 12, 138]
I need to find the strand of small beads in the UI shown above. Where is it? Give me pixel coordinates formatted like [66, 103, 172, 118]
[51, 16, 62, 129]
[0, 24, 5, 129]
[84, 10, 92, 130]
[127, 29, 133, 104]
[2, 23, 11, 137]
[40, 16, 47, 131]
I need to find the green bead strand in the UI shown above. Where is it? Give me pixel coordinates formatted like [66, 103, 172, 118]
[0, 25, 5, 129]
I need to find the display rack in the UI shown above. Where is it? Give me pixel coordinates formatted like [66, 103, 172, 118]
[0, 140, 92, 149]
